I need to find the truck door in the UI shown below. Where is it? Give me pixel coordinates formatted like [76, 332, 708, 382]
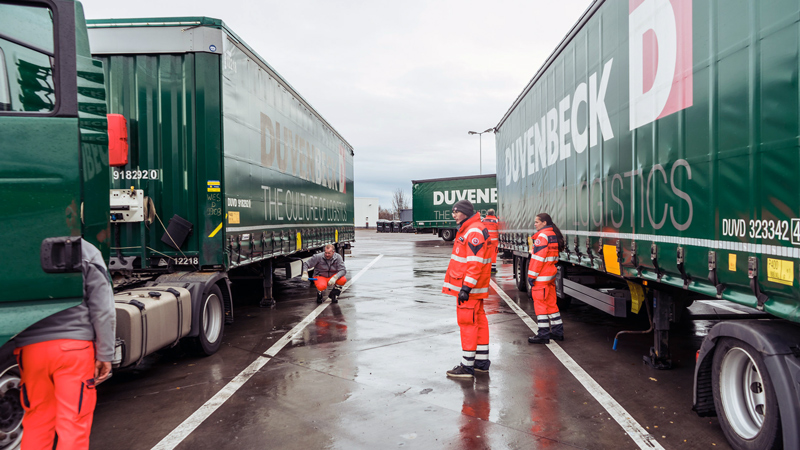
[0, 1, 83, 333]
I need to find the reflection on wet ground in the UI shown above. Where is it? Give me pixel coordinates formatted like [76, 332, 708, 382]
[91, 230, 733, 449]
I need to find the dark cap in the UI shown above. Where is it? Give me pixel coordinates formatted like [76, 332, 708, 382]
[452, 199, 474, 217]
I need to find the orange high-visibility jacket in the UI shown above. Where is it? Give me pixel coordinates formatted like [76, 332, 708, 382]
[443, 213, 491, 299]
[527, 226, 560, 286]
[482, 215, 499, 246]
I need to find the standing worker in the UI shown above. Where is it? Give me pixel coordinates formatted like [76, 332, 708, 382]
[301, 244, 347, 303]
[13, 239, 115, 450]
[442, 200, 492, 378]
[527, 213, 566, 344]
[482, 209, 500, 273]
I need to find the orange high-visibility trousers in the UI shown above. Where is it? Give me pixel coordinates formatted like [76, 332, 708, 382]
[314, 275, 347, 292]
[14, 339, 97, 450]
[457, 298, 489, 367]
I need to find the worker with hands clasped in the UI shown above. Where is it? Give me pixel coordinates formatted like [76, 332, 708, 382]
[301, 244, 347, 304]
[527, 213, 566, 344]
[482, 209, 500, 273]
[442, 199, 492, 378]
[13, 239, 115, 450]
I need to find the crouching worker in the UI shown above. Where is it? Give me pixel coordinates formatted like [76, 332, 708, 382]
[301, 244, 347, 303]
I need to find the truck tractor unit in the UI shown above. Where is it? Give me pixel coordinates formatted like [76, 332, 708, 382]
[0, 5, 354, 448]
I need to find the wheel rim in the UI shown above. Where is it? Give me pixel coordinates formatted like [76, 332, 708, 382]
[0, 368, 23, 450]
[719, 346, 766, 439]
[202, 293, 223, 344]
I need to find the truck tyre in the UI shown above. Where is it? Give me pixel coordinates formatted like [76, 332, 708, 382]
[194, 284, 225, 356]
[441, 229, 455, 242]
[515, 256, 528, 292]
[712, 338, 782, 450]
[0, 364, 23, 450]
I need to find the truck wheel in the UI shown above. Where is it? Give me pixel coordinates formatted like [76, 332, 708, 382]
[0, 364, 23, 450]
[515, 256, 528, 292]
[194, 284, 225, 356]
[712, 338, 782, 450]
[441, 229, 455, 242]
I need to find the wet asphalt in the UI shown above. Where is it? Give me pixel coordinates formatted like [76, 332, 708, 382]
[90, 230, 734, 449]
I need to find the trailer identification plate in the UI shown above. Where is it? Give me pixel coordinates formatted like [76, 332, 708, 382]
[767, 258, 794, 286]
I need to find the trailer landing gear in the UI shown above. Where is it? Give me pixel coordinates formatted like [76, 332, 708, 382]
[643, 291, 673, 370]
[260, 260, 275, 308]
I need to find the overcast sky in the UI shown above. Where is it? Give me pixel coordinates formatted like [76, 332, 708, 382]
[79, 0, 593, 209]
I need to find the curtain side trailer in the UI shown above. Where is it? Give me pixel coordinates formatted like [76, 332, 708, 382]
[495, 1, 800, 449]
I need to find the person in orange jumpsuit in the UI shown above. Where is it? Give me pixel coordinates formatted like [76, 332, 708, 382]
[482, 209, 500, 273]
[14, 239, 115, 449]
[527, 213, 566, 344]
[443, 200, 492, 378]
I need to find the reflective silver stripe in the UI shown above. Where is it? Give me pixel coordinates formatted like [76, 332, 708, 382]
[462, 358, 475, 367]
[477, 345, 489, 351]
[462, 351, 476, 357]
[548, 313, 561, 319]
[537, 274, 555, 281]
[444, 282, 488, 294]
[528, 270, 539, 277]
[450, 254, 468, 263]
[465, 276, 478, 284]
[549, 319, 563, 325]
[466, 227, 485, 235]
[531, 254, 546, 262]
[467, 256, 491, 263]
[443, 282, 461, 291]
[488, 230, 498, 233]
[475, 354, 489, 360]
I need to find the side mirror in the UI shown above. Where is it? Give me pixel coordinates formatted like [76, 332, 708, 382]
[107, 113, 128, 166]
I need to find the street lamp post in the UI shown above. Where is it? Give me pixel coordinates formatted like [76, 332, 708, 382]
[468, 128, 494, 175]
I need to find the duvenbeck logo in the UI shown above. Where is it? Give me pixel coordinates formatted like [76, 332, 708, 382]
[629, 0, 693, 130]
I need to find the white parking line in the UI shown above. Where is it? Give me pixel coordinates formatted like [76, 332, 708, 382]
[489, 280, 665, 450]
[152, 254, 384, 450]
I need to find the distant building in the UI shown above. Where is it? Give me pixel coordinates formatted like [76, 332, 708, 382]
[355, 197, 379, 228]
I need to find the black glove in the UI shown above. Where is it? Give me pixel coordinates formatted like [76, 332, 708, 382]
[528, 277, 535, 287]
[458, 286, 471, 305]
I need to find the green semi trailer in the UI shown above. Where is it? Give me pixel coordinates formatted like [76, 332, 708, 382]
[0, 5, 353, 447]
[411, 175, 497, 241]
[495, 1, 800, 449]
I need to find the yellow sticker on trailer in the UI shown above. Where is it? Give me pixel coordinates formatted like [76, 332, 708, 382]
[603, 244, 621, 275]
[728, 254, 737, 271]
[228, 211, 240, 224]
[296, 232, 302, 251]
[767, 258, 794, 286]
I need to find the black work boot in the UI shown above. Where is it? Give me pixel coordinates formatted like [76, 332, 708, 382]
[528, 335, 550, 344]
[474, 360, 491, 373]
[329, 288, 341, 304]
[446, 364, 474, 378]
[316, 291, 324, 303]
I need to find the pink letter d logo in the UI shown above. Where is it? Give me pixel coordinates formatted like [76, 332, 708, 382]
[629, 0, 693, 130]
